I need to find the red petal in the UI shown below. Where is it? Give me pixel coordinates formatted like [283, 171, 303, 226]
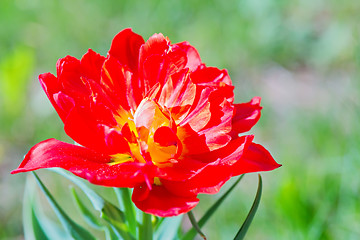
[191, 67, 232, 86]
[161, 136, 254, 196]
[198, 99, 234, 151]
[121, 122, 137, 143]
[231, 97, 262, 136]
[132, 184, 199, 217]
[180, 87, 212, 132]
[154, 126, 178, 147]
[108, 28, 145, 72]
[142, 54, 166, 92]
[104, 127, 131, 154]
[80, 49, 106, 82]
[232, 142, 281, 176]
[57, 56, 90, 97]
[158, 70, 196, 120]
[166, 45, 187, 74]
[100, 56, 135, 110]
[174, 41, 202, 71]
[39, 73, 69, 122]
[140, 33, 169, 60]
[134, 99, 158, 130]
[52, 91, 75, 119]
[161, 164, 231, 197]
[191, 135, 253, 164]
[139, 33, 169, 92]
[64, 106, 116, 153]
[156, 157, 207, 181]
[177, 124, 209, 155]
[11, 139, 146, 188]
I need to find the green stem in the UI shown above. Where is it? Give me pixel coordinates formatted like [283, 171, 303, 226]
[140, 212, 153, 240]
[114, 188, 137, 236]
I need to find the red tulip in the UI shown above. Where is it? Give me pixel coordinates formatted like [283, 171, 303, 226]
[12, 29, 281, 217]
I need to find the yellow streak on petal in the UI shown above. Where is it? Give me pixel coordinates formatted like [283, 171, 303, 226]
[129, 142, 146, 163]
[153, 177, 162, 186]
[109, 153, 133, 166]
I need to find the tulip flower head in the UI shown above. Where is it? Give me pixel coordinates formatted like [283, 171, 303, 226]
[12, 29, 281, 217]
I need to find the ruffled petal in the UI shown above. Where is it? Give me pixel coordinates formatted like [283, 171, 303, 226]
[139, 33, 189, 93]
[11, 139, 146, 188]
[39, 73, 69, 122]
[231, 97, 262, 136]
[100, 56, 136, 110]
[174, 41, 202, 71]
[161, 136, 254, 196]
[177, 124, 209, 155]
[64, 105, 116, 153]
[156, 157, 207, 181]
[180, 87, 212, 132]
[231, 142, 281, 176]
[80, 49, 106, 82]
[157, 69, 196, 114]
[198, 99, 233, 151]
[132, 183, 199, 217]
[108, 28, 145, 72]
[161, 161, 232, 197]
[57, 56, 89, 97]
[191, 66, 232, 86]
[139, 33, 169, 92]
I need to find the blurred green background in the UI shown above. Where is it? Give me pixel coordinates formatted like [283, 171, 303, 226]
[1, 0, 359, 239]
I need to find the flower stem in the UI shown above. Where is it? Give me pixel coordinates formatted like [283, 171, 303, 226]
[140, 212, 153, 240]
[114, 188, 137, 236]
[187, 211, 206, 240]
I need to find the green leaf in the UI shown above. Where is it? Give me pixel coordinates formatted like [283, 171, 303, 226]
[32, 172, 96, 240]
[114, 187, 137, 236]
[32, 211, 72, 240]
[50, 168, 108, 211]
[70, 187, 103, 230]
[234, 174, 263, 240]
[102, 202, 131, 239]
[24, 177, 71, 240]
[23, 176, 49, 240]
[50, 168, 134, 240]
[139, 212, 153, 240]
[182, 174, 245, 240]
[154, 215, 183, 240]
[105, 226, 119, 240]
[187, 211, 206, 239]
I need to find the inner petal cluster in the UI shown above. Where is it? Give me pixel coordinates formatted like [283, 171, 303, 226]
[111, 98, 182, 167]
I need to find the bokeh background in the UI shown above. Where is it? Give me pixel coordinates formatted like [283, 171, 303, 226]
[1, 0, 359, 239]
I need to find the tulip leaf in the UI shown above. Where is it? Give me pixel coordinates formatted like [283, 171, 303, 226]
[32, 172, 96, 240]
[182, 174, 245, 240]
[23, 177, 49, 240]
[114, 187, 137, 236]
[50, 168, 134, 240]
[50, 168, 108, 212]
[70, 186, 103, 230]
[28, 204, 50, 240]
[31, 207, 72, 240]
[24, 177, 72, 240]
[105, 226, 120, 240]
[154, 215, 183, 240]
[139, 212, 153, 240]
[234, 174, 262, 240]
[187, 211, 206, 239]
